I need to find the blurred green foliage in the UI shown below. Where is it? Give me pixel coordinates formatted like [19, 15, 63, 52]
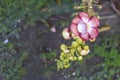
[0, 0, 75, 39]
[0, 0, 52, 39]
[0, 0, 75, 80]
[92, 35, 120, 80]
[0, 46, 29, 80]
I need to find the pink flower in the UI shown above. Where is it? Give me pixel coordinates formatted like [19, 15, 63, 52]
[70, 12, 99, 41]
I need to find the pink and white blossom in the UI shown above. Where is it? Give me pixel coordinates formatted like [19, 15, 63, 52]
[70, 12, 99, 41]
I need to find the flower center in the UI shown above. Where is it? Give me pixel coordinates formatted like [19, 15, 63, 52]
[77, 22, 87, 33]
[86, 23, 91, 31]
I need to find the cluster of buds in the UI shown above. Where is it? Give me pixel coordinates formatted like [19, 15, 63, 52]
[57, 37, 90, 69]
[57, 12, 100, 69]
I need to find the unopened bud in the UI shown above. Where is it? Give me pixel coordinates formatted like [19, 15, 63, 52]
[83, 45, 89, 51]
[62, 28, 71, 40]
[64, 63, 70, 68]
[72, 41, 78, 47]
[80, 49, 89, 56]
[60, 44, 66, 50]
[77, 46, 82, 52]
[78, 56, 83, 61]
[70, 56, 77, 61]
[76, 38, 83, 44]
[63, 49, 70, 53]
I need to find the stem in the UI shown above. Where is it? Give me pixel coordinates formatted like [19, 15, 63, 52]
[74, 6, 87, 9]
[82, 0, 87, 12]
[56, 0, 61, 6]
[40, 19, 51, 28]
[99, 26, 111, 32]
[100, 14, 117, 20]
[88, 0, 93, 16]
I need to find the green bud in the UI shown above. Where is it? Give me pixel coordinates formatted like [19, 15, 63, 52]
[83, 45, 89, 51]
[69, 56, 77, 61]
[72, 41, 78, 48]
[72, 35, 79, 40]
[78, 56, 83, 61]
[69, 56, 74, 61]
[57, 60, 63, 69]
[76, 38, 83, 44]
[59, 52, 67, 60]
[70, 48, 75, 54]
[64, 59, 69, 63]
[73, 56, 77, 60]
[60, 55, 64, 60]
[60, 44, 66, 50]
[64, 63, 70, 68]
[60, 52, 65, 56]
[77, 46, 82, 52]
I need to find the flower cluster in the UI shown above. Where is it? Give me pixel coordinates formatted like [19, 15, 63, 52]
[57, 37, 90, 69]
[57, 12, 100, 69]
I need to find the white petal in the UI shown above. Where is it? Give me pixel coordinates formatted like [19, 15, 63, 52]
[77, 22, 87, 33]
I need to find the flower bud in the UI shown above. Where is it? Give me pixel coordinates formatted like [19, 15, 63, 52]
[80, 49, 89, 56]
[63, 49, 70, 53]
[73, 56, 77, 60]
[78, 56, 83, 61]
[64, 63, 70, 68]
[69, 56, 74, 61]
[71, 33, 78, 39]
[70, 48, 75, 54]
[83, 45, 89, 51]
[77, 46, 82, 52]
[72, 41, 78, 48]
[60, 44, 66, 50]
[62, 28, 71, 40]
[69, 56, 77, 61]
[76, 38, 83, 44]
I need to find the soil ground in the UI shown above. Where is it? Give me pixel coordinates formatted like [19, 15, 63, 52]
[14, 1, 120, 80]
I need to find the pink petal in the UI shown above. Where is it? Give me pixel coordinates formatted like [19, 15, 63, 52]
[80, 32, 89, 41]
[88, 28, 98, 39]
[72, 16, 82, 24]
[87, 17, 99, 28]
[79, 12, 89, 23]
[77, 22, 87, 34]
[70, 23, 79, 36]
[50, 26, 56, 32]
